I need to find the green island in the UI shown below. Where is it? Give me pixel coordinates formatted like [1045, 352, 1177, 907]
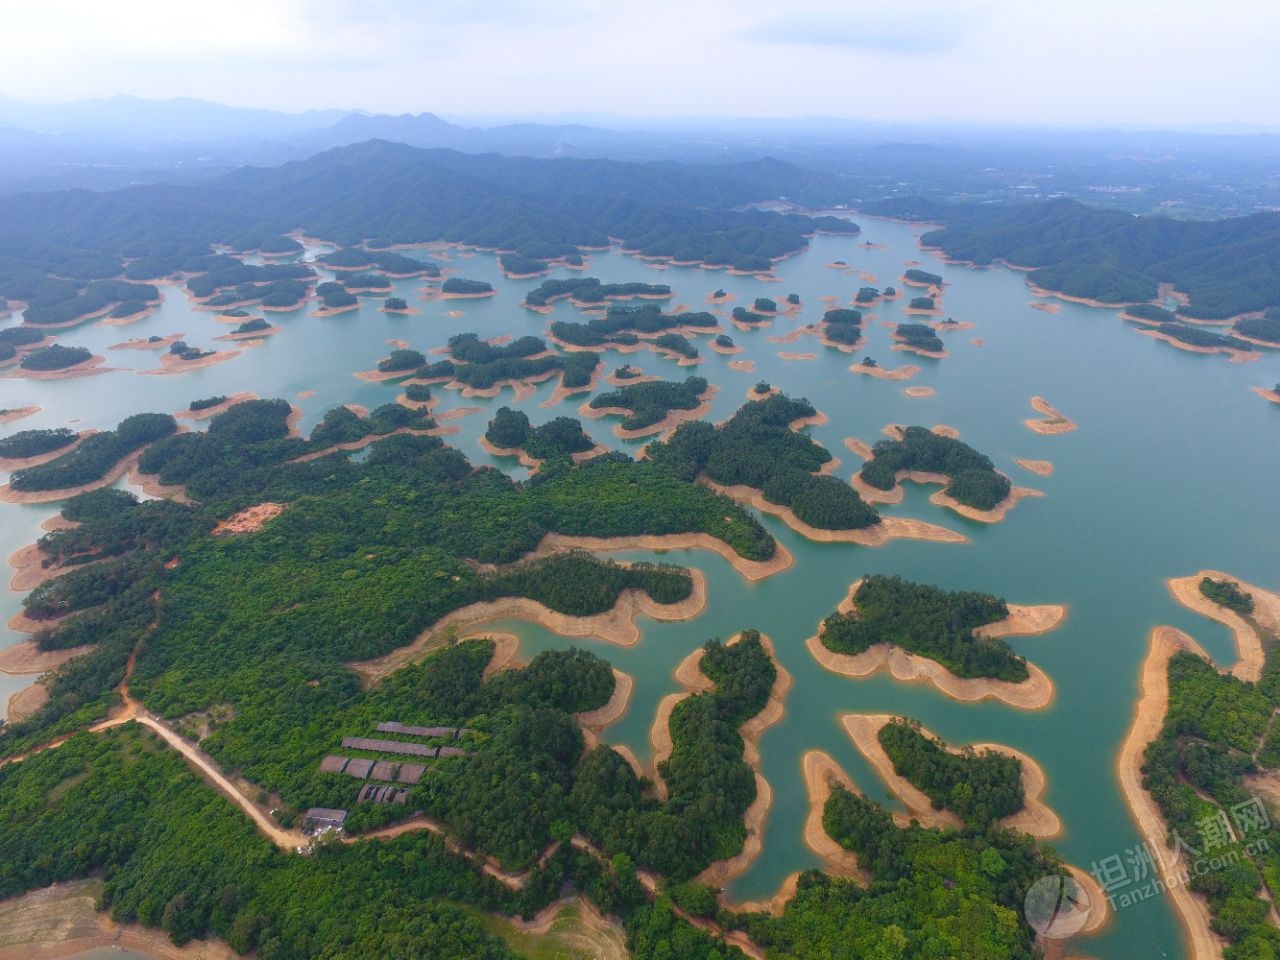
[441, 277, 494, 295]
[588, 376, 709, 432]
[189, 395, 228, 411]
[232, 317, 273, 335]
[903, 269, 943, 286]
[647, 393, 881, 532]
[0, 427, 78, 460]
[383, 296, 408, 311]
[523, 278, 671, 307]
[8, 413, 177, 493]
[551, 303, 717, 349]
[893, 323, 945, 354]
[730, 306, 768, 327]
[19, 343, 94, 371]
[485, 407, 596, 461]
[1234, 310, 1280, 345]
[878, 717, 1026, 826]
[858, 426, 1012, 511]
[819, 308, 863, 346]
[819, 575, 1027, 682]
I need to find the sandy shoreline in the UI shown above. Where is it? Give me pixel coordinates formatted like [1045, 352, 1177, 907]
[1024, 396, 1078, 435]
[140, 350, 240, 376]
[174, 392, 259, 421]
[849, 362, 920, 381]
[0, 406, 40, 426]
[1166, 570, 1280, 682]
[0, 639, 96, 676]
[701, 478, 967, 548]
[840, 713, 1060, 838]
[1015, 458, 1055, 477]
[529, 531, 793, 582]
[0, 430, 95, 471]
[579, 385, 717, 440]
[0, 448, 148, 505]
[804, 581, 1060, 710]
[6, 355, 112, 381]
[1249, 386, 1280, 405]
[800, 750, 869, 878]
[1137, 327, 1260, 363]
[1117, 627, 1225, 960]
[348, 566, 709, 684]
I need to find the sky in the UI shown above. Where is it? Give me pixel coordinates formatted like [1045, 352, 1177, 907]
[2, 0, 1279, 127]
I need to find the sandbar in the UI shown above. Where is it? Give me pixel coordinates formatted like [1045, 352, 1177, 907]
[728, 359, 756, 373]
[0, 430, 94, 471]
[970, 337, 986, 346]
[0, 406, 40, 426]
[1024, 396, 1078, 435]
[215, 325, 282, 342]
[380, 305, 421, 315]
[849, 362, 919, 381]
[174, 392, 259, 421]
[110, 333, 184, 351]
[708, 340, 743, 355]
[1028, 301, 1063, 314]
[1166, 570, 1280, 683]
[891, 342, 949, 359]
[842, 436, 875, 460]
[701, 478, 967, 548]
[1117, 627, 1225, 959]
[605, 369, 661, 387]
[6, 355, 111, 381]
[141, 350, 239, 376]
[706, 291, 736, 304]
[1250, 386, 1280, 405]
[310, 303, 359, 319]
[6, 680, 48, 722]
[777, 351, 817, 361]
[96, 305, 158, 327]
[434, 406, 482, 421]
[349, 565, 708, 684]
[1015, 458, 1054, 477]
[1137, 327, 1260, 363]
[801, 751, 869, 879]
[929, 483, 1044, 524]
[903, 386, 935, 398]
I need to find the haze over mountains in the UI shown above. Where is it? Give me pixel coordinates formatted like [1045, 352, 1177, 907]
[3, 95, 1280, 218]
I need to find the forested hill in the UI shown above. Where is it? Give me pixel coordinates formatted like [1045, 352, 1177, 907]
[0, 141, 858, 283]
[863, 197, 1280, 319]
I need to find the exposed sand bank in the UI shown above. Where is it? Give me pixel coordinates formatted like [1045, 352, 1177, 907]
[849, 362, 919, 381]
[1024, 396, 1078, 435]
[903, 386, 935, 398]
[1028, 301, 1063, 314]
[0, 406, 40, 425]
[0, 879, 240, 960]
[840, 713, 1060, 837]
[141, 350, 240, 376]
[801, 751, 869, 878]
[777, 351, 817, 361]
[110, 333, 185, 351]
[728, 359, 756, 373]
[0, 640, 95, 676]
[1015, 458, 1055, 477]
[579, 385, 717, 440]
[1250, 386, 1280, 405]
[215, 324, 282, 342]
[891, 342, 949, 359]
[540, 364, 603, 408]
[805, 581, 1058, 709]
[930, 483, 1044, 524]
[349, 567, 709, 684]
[1117, 627, 1225, 959]
[1166, 570, 1280, 683]
[808, 634, 1054, 709]
[6, 681, 48, 722]
[1138, 328, 1260, 363]
[701, 478, 967, 548]
[577, 669, 634, 740]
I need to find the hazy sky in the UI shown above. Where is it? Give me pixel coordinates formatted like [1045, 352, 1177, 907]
[4, 0, 1279, 126]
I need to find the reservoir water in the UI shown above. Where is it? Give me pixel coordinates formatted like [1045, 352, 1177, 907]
[3, 216, 1276, 960]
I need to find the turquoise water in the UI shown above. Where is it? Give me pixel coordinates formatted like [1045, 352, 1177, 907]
[3, 221, 1277, 959]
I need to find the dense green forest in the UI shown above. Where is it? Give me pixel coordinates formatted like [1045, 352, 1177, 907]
[1141, 647, 1280, 955]
[1234, 310, 1280, 344]
[589, 376, 709, 431]
[484, 407, 595, 461]
[0, 427, 78, 459]
[646, 393, 881, 531]
[819, 308, 863, 347]
[894, 323, 945, 354]
[866, 197, 1280, 319]
[1199, 577, 1254, 615]
[9, 412, 176, 492]
[441, 278, 493, 295]
[858, 426, 1012, 511]
[878, 718, 1026, 826]
[19, 343, 93, 371]
[819, 575, 1026, 682]
[903, 269, 943, 285]
[523, 278, 671, 307]
[550, 303, 717, 349]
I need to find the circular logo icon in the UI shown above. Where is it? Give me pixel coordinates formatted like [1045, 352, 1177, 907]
[1024, 874, 1091, 939]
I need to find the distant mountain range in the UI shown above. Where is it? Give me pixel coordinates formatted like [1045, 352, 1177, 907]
[3, 96, 1280, 218]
